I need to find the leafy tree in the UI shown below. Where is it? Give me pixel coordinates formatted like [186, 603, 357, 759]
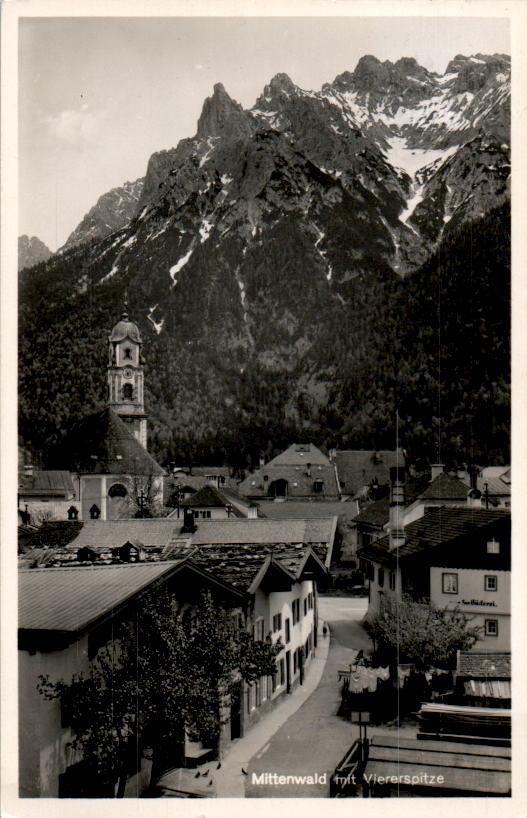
[38, 588, 281, 797]
[366, 593, 482, 670]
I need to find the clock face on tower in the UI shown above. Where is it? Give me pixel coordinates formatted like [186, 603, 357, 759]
[123, 367, 133, 379]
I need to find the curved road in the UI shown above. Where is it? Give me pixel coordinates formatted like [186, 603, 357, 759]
[246, 595, 371, 798]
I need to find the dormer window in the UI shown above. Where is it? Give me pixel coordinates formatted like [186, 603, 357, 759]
[89, 504, 100, 520]
[313, 479, 324, 493]
[487, 539, 500, 554]
[67, 506, 79, 520]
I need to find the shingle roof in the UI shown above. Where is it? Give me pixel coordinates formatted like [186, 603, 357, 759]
[258, 500, 356, 521]
[165, 517, 337, 568]
[186, 518, 336, 547]
[160, 542, 324, 591]
[66, 519, 178, 550]
[358, 507, 510, 568]
[419, 472, 470, 500]
[63, 408, 164, 476]
[19, 470, 74, 496]
[457, 652, 511, 679]
[22, 521, 84, 549]
[266, 443, 331, 467]
[335, 450, 404, 496]
[352, 476, 432, 527]
[352, 496, 390, 527]
[19, 561, 182, 632]
[238, 463, 339, 499]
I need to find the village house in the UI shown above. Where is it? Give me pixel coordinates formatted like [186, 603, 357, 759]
[166, 484, 259, 520]
[18, 559, 246, 797]
[238, 443, 340, 501]
[358, 505, 511, 652]
[19, 512, 332, 797]
[332, 449, 404, 502]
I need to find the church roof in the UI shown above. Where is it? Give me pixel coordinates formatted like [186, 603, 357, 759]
[64, 408, 164, 476]
[109, 312, 142, 343]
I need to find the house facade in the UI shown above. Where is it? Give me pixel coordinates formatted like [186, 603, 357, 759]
[238, 443, 340, 501]
[358, 507, 510, 652]
[18, 560, 246, 797]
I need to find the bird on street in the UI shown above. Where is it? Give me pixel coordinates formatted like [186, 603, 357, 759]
[241, 768, 248, 776]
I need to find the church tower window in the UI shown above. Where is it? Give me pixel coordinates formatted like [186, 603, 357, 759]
[123, 347, 132, 360]
[122, 383, 134, 401]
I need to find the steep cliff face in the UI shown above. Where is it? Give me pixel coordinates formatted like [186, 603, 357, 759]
[19, 54, 510, 468]
[59, 178, 144, 252]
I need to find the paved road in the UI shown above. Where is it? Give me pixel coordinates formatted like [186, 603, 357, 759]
[246, 595, 371, 798]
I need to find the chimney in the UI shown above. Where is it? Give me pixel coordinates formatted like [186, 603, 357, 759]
[430, 463, 444, 482]
[388, 465, 406, 550]
[248, 503, 258, 519]
[328, 448, 337, 462]
[259, 456, 265, 468]
[181, 507, 197, 533]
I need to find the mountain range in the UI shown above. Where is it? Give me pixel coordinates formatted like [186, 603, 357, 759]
[19, 54, 510, 471]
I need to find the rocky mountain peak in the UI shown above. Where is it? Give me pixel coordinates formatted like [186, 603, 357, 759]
[197, 83, 254, 139]
[18, 235, 52, 271]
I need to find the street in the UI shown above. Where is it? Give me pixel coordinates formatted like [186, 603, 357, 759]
[245, 594, 370, 797]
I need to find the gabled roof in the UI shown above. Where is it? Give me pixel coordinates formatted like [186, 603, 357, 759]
[418, 472, 470, 501]
[19, 558, 245, 637]
[335, 450, 404, 496]
[66, 519, 177, 550]
[266, 443, 331, 467]
[259, 500, 356, 521]
[63, 408, 164, 476]
[457, 652, 511, 679]
[19, 561, 182, 633]
[358, 507, 510, 568]
[238, 463, 340, 499]
[179, 484, 243, 513]
[164, 517, 337, 568]
[19, 470, 74, 496]
[161, 542, 327, 592]
[352, 475, 433, 527]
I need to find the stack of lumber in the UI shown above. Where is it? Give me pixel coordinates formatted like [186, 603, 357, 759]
[418, 702, 511, 744]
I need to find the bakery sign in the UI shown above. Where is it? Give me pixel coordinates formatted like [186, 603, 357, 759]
[461, 599, 497, 607]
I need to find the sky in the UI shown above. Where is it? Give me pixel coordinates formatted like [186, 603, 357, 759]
[18, 15, 510, 251]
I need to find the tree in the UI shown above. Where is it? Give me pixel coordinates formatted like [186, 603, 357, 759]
[38, 588, 281, 797]
[366, 593, 482, 670]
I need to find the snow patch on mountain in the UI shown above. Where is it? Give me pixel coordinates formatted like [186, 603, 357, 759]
[147, 304, 164, 334]
[384, 137, 458, 177]
[169, 245, 194, 285]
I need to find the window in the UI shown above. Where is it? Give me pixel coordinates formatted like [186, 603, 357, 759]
[389, 571, 396, 591]
[253, 618, 264, 641]
[272, 665, 278, 693]
[487, 540, 500, 554]
[122, 383, 134, 401]
[285, 618, 291, 643]
[292, 599, 300, 625]
[378, 568, 385, 588]
[108, 483, 128, 498]
[304, 598, 308, 616]
[89, 504, 100, 519]
[485, 619, 499, 636]
[279, 658, 285, 686]
[272, 613, 282, 632]
[313, 479, 324, 493]
[442, 573, 458, 594]
[123, 347, 132, 359]
[200, 510, 211, 518]
[485, 575, 498, 592]
[67, 506, 79, 520]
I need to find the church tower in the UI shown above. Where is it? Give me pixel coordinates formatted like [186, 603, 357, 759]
[107, 310, 148, 448]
